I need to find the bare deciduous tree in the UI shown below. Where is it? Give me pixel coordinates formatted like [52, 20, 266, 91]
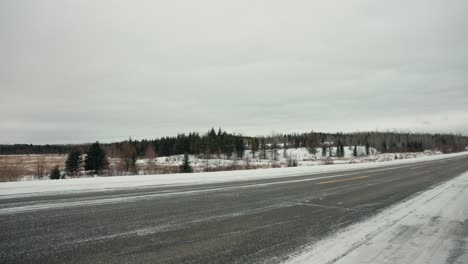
[145, 144, 157, 174]
[36, 156, 45, 179]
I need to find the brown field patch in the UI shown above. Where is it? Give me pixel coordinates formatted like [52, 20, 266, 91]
[0, 154, 67, 182]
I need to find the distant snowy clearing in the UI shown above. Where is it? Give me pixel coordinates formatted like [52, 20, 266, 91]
[1, 151, 467, 198]
[139, 146, 427, 171]
[283, 171, 468, 264]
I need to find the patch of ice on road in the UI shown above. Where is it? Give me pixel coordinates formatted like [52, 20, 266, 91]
[283, 171, 468, 264]
[0, 152, 467, 199]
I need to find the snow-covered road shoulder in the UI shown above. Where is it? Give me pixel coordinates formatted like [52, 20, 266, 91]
[284, 171, 468, 264]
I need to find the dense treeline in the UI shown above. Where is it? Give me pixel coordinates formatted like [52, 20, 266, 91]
[261, 131, 468, 154]
[107, 128, 246, 159]
[0, 144, 72, 155]
[1, 129, 467, 157]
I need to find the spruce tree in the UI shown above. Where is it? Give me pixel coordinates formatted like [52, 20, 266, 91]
[235, 137, 245, 158]
[365, 142, 370, 156]
[65, 150, 83, 176]
[336, 141, 342, 157]
[180, 153, 193, 173]
[353, 145, 358, 157]
[50, 166, 61, 180]
[251, 138, 259, 158]
[322, 145, 327, 157]
[85, 142, 109, 175]
[260, 139, 267, 159]
[336, 141, 345, 157]
[382, 142, 388, 153]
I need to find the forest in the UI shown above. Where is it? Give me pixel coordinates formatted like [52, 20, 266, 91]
[1, 129, 467, 158]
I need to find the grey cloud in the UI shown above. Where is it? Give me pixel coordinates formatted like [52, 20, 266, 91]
[1, 0, 467, 143]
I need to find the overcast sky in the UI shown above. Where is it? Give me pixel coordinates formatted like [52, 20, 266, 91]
[1, 0, 467, 144]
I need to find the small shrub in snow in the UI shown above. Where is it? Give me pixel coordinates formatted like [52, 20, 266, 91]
[287, 157, 298, 167]
[49, 166, 61, 180]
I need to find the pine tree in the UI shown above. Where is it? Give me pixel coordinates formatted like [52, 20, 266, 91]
[85, 142, 109, 175]
[365, 142, 370, 156]
[180, 153, 193, 173]
[50, 165, 61, 180]
[251, 138, 259, 158]
[65, 150, 83, 176]
[260, 139, 267, 159]
[353, 145, 358, 157]
[336, 141, 342, 157]
[382, 142, 388, 153]
[235, 137, 245, 158]
[336, 141, 345, 157]
[322, 144, 327, 157]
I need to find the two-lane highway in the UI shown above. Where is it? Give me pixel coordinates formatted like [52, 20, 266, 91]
[1, 155, 468, 264]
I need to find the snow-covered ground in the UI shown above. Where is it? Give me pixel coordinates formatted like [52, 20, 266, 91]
[284, 171, 468, 264]
[11, 147, 444, 181]
[1, 151, 467, 199]
[141, 147, 439, 171]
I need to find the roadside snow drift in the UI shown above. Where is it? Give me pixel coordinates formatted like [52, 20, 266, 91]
[0, 152, 467, 199]
[284, 171, 468, 264]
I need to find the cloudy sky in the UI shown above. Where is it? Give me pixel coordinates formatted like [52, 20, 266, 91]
[1, 0, 467, 144]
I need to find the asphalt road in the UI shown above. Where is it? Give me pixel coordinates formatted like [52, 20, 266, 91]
[1, 155, 468, 264]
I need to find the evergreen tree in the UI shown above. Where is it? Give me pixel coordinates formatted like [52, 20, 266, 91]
[85, 142, 109, 175]
[365, 142, 370, 156]
[131, 154, 137, 174]
[353, 145, 358, 157]
[49, 166, 61, 180]
[382, 142, 388, 153]
[336, 141, 342, 157]
[235, 137, 245, 158]
[251, 138, 259, 158]
[336, 141, 345, 157]
[260, 139, 267, 159]
[65, 150, 83, 176]
[179, 153, 193, 173]
[322, 144, 327, 157]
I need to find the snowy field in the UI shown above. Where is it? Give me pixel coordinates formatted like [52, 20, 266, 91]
[1, 151, 467, 199]
[140, 146, 440, 170]
[3, 147, 445, 183]
[284, 171, 468, 264]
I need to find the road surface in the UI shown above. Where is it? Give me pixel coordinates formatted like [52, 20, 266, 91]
[1, 155, 468, 264]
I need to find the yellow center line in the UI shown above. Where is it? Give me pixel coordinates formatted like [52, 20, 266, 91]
[317, 176, 370, 185]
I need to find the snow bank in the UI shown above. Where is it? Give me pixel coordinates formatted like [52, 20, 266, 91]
[284, 171, 468, 264]
[0, 152, 467, 199]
